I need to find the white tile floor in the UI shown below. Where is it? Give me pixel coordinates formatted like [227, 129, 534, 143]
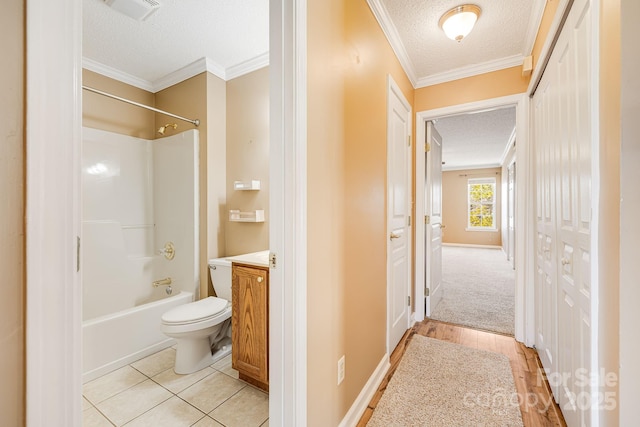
[82, 348, 269, 427]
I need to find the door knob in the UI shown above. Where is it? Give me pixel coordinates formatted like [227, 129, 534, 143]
[257, 276, 264, 283]
[390, 231, 401, 240]
[561, 258, 571, 266]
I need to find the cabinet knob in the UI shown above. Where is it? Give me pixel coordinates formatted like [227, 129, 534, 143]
[257, 276, 263, 283]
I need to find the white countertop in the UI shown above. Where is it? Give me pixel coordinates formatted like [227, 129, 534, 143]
[225, 250, 270, 268]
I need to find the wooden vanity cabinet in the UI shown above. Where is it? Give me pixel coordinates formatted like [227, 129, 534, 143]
[231, 263, 269, 391]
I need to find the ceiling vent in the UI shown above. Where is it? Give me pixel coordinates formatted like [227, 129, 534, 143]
[103, 0, 161, 21]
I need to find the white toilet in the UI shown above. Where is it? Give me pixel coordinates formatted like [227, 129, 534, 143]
[161, 258, 233, 374]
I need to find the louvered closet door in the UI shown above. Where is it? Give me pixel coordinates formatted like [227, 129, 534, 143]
[533, 0, 593, 425]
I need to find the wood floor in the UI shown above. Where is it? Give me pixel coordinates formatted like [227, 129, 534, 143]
[357, 319, 566, 427]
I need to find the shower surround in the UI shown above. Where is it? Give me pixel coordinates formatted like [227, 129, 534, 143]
[82, 127, 199, 381]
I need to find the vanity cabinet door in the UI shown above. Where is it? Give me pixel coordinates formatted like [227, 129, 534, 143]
[231, 264, 269, 390]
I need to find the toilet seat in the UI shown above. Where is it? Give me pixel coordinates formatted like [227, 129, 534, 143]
[161, 296, 229, 326]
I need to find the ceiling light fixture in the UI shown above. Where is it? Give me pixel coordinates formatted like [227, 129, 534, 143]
[439, 4, 481, 43]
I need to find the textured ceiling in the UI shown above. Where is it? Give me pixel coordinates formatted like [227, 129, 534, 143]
[434, 107, 516, 170]
[83, 0, 269, 89]
[84, 0, 543, 91]
[83, 0, 529, 166]
[373, 0, 544, 86]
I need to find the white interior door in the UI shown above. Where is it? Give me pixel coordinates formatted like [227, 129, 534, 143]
[425, 121, 443, 317]
[387, 77, 412, 352]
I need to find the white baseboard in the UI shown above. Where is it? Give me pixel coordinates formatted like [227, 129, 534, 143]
[442, 243, 502, 249]
[338, 353, 390, 427]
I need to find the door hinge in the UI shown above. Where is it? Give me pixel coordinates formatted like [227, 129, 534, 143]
[407, 295, 411, 306]
[408, 216, 411, 226]
[425, 287, 430, 297]
[425, 143, 431, 152]
[76, 236, 81, 272]
[269, 252, 277, 269]
[407, 135, 411, 147]
[425, 215, 430, 224]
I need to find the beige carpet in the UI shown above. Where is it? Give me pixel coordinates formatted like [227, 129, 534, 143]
[367, 335, 524, 427]
[431, 246, 515, 335]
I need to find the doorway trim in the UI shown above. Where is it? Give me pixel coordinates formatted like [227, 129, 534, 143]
[25, 0, 304, 424]
[269, 0, 308, 425]
[26, 0, 83, 425]
[414, 94, 534, 345]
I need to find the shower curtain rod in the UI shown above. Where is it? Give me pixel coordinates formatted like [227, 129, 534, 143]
[82, 86, 200, 127]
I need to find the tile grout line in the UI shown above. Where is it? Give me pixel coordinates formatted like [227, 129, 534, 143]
[86, 351, 269, 426]
[148, 366, 216, 395]
[128, 360, 249, 425]
[91, 402, 118, 427]
[118, 393, 175, 426]
[207, 384, 248, 418]
[83, 371, 150, 407]
[122, 359, 217, 426]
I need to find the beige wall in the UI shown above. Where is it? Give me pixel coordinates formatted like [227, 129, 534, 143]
[205, 72, 228, 294]
[531, 0, 562, 72]
[155, 72, 227, 297]
[442, 168, 502, 246]
[83, 70, 156, 139]
[225, 67, 270, 255]
[414, 66, 529, 112]
[1, 0, 24, 425]
[343, 0, 414, 416]
[307, 0, 414, 424]
[307, 0, 346, 422]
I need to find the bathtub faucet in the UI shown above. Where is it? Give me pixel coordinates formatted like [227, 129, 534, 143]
[153, 277, 172, 287]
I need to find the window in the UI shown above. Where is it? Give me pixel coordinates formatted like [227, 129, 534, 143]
[467, 177, 496, 230]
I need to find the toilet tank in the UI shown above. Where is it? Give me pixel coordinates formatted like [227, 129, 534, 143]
[208, 258, 232, 301]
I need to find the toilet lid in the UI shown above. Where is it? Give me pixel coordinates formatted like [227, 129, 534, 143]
[161, 296, 228, 324]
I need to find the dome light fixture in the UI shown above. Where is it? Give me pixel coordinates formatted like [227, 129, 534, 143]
[439, 4, 481, 42]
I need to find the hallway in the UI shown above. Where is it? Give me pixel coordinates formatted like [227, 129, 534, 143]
[358, 320, 565, 426]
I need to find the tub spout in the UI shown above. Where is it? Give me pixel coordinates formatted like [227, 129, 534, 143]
[153, 277, 172, 287]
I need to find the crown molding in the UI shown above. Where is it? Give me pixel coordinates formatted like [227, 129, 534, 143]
[84, 53, 271, 93]
[415, 54, 524, 88]
[499, 126, 517, 166]
[82, 57, 155, 92]
[151, 57, 225, 92]
[523, 0, 547, 56]
[366, 0, 417, 87]
[366, 0, 545, 89]
[226, 52, 270, 80]
[442, 163, 502, 172]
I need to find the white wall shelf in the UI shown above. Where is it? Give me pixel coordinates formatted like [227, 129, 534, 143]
[234, 180, 261, 190]
[229, 209, 265, 223]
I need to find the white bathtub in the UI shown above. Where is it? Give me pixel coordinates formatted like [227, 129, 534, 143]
[82, 291, 193, 383]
